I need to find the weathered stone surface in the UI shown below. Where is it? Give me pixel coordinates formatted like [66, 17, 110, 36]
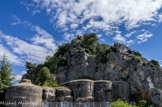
[20, 41, 162, 105]
[56, 88, 73, 102]
[150, 88, 162, 107]
[63, 79, 94, 102]
[112, 81, 130, 101]
[42, 87, 56, 102]
[94, 80, 112, 102]
[5, 79, 42, 107]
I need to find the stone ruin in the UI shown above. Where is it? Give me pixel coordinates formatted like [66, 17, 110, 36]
[5, 79, 134, 107]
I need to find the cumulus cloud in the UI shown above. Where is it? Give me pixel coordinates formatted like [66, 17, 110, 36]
[113, 34, 126, 43]
[0, 27, 57, 64]
[31, 26, 57, 51]
[137, 32, 153, 44]
[0, 44, 22, 65]
[22, 0, 162, 44]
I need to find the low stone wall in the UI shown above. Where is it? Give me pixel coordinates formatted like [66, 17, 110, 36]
[5, 79, 134, 107]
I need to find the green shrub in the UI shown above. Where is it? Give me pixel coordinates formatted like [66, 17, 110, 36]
[58, 57, 68, 66]
[82, 33, 99, 46]
[142, 63, 146, 66]
[55, 44, 70, 57]
[151, 60, 160, 67]
[85, 49, 91, 53]
[110, 46, 117, 52]
[38, 67, 52, 85]
[127, 50, 133, 54]
[110, 99, 137, 107]
[132, 56, 142, 63]
[96, 43, 110, 52]
[148, 62, 154, 68]
[44, 80, 58, 87]
[49, 59, 60, 71]
[137, 100, 147, 107]
[133, 51, 141, 57]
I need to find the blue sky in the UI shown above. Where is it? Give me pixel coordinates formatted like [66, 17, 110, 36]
[0, 0, 162, 81]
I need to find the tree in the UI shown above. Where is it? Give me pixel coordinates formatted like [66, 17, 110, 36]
[0, 55, 14, 104]
[0, 55, 14, 93]
[26, 62, 37, 74]
[38, 67, 52, 85]
[82, 33, 99, 46]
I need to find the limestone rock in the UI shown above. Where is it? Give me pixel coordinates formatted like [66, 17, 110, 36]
[94, 80, 112, 102]
[150, 88, 162, 107]
[63, 79, 94, 102]
[56, 89, 73, 102]
[112, 81, 130, 101]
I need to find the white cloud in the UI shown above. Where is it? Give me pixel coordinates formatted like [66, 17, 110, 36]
[26, 0, 162, 30]
[126, 40, 134, 45]
[22, 0, 162, 44]
[125, 31, 136, 38]
[137, 32, 153, 44]
[97, 34, 102, 38]
[0, 43, 22, 65]
[0, 28, 57, 64]
[101, 39, 105, 42]
[70, 24, 78, 29]
[64, 33, 75, 41]
[113, 34, 126, 43]
[31, 26, 57, 51]
[14, 71, 27, 82]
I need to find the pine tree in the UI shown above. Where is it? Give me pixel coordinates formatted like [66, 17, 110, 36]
[0, 55, 14, 93]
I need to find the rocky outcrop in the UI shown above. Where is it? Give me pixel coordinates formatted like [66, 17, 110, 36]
[93, 80, 112, 102]
[21, 34, 162, 106]
[50, 42, 162, 106]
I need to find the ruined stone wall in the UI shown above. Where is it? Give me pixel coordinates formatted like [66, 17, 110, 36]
[5, 79, 135, 107]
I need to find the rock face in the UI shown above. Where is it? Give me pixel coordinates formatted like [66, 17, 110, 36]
[56, 89, 73, 102]
[21, 35, 162, 106]
[50, 42, 162, 106]
[63, 79, 94, 102]
[93, 80, 112, 102]
[5, 79, 42, 107]
[112, 81, 130, 101]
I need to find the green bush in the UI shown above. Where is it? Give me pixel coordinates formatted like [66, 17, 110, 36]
[96, 43, 110, 52]
[110, 99, 137, 107]
[58, 57, 68, 66]
[133, 51, 141, 57]
[110, 46, 117, 52]
[82, 33, 98, 46]
[151, 60, 160, 67]
[85, 48, 91, 53]
[148, 62, 154, 68]
[55, 44, 70, 57]
[137, 100, 147, 107]
[127, 50, 133, 54]
[44, 80, 58, 87]
[38, 67, 52, 85]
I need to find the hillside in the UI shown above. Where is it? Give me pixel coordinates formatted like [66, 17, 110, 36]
[22, 33, 162, 106]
